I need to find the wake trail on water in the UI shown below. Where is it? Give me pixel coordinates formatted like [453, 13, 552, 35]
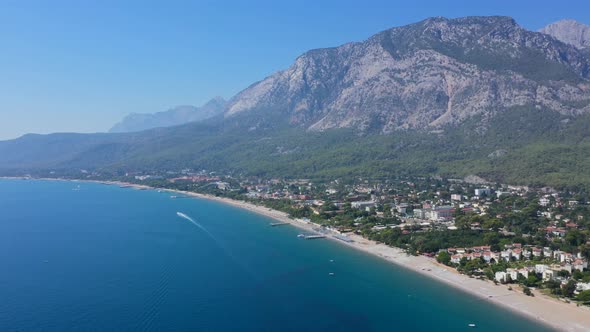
[176, 212, 216, 240]
[176, 212, 258, 280]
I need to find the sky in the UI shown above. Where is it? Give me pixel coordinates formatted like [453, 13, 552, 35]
[0, 0, 589, 140]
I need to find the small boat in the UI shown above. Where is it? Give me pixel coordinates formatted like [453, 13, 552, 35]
[468, 323, 476, 327]
[297, 234, 305, 238]
[329, 259, 334, 263]
[170, 195, 177, 199]
[329, 272, 335, 276]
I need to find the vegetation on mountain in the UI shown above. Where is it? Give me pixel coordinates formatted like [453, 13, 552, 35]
[1, 16, 590, 190]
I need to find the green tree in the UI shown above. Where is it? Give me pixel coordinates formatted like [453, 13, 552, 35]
[436, 251, 451, 265]
[563, 280, 577, 298]
[524, 274, 540, 287]
[545, 279, 561, 295]
[577, 290, 590, 303]
[523, 286, 534, 296]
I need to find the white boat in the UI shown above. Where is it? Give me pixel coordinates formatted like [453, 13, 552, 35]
[329, 272, 335, 276]
[468, 323, 476, 327]
[297, 234, 305, 238]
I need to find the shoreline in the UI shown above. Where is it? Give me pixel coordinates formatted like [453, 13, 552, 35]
[4, 177, 590, 331]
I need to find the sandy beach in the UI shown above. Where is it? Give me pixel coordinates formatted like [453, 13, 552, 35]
[161, 185, 590, 332]
[5, 177, 590, 331]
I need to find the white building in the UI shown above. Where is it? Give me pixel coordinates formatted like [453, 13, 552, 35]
[535, 264, 549, 274]
[413, 208, 426, 219]
[543, 269, 555, 281]
[351, 201, 376, 210]
[539, 197, 551, 207]
[495, 272, 508, 283]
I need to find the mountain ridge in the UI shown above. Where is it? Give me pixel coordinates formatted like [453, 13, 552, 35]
[225, 16, 590, 134]
[109, 97, 226, 133]
[540, 19, 590, 50]
[1, 16, 590, 189]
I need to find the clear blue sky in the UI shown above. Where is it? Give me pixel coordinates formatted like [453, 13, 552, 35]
[1, 0, 589, 140]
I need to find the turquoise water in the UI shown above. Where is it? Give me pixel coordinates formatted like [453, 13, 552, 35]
[0, 179, 551, 331]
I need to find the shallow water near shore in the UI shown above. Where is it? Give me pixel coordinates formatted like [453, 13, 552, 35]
[0, 179, 553, 331]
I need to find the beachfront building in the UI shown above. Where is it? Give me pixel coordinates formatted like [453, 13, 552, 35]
[495, 271, 508, 283]
[495, 268, 529, 283]
[577, 282, 590, 292]
[543, 269, 555, 281]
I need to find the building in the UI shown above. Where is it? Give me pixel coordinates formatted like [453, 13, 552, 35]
[495, 271, 508, 283]
[475, 188, 492, 197]
[396, 203, 409, 214]
[451, 194, 462, 201]
[535, 264, 549, 274]
[430, 206, 455, 220]
[543, 269, 555, 281]
[413, 208, 426, 219]
[351, 201, 376, 211]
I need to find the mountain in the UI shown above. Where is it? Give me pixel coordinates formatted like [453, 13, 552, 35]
[226, 16, 590, 134]
[109, 97, 226, 133]
[540, 19, 590, 50]
[2, 16, 590, 189]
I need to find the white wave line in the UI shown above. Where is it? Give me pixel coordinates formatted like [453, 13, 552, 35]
[176, 212, 215, 237]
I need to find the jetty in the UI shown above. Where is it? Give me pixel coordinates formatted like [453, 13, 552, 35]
[305, 235, 326, 240]
[270, 222, 289, 227]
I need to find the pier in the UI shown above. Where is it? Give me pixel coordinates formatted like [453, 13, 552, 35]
[270, 222, 290, 226]
[305, 235, 326, 240]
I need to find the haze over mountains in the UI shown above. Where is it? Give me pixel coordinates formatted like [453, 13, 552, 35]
[2, 16, 590, 188]
[109, 97, 226, 133]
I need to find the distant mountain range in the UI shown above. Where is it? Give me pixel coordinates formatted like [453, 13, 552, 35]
[109, 97, 226, 133]
[1, 16, 590, 188]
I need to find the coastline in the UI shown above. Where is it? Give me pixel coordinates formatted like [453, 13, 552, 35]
[181, 188, 590, 332]
[4, 177, 590, 331]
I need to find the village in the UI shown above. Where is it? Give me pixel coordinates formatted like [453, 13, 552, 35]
[88, 168, 590, 304]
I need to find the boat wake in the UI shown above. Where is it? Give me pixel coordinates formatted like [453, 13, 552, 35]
[176, 212, 210, 234]
[176, 211, 257, 280]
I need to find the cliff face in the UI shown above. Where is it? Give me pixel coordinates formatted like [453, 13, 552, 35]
[541, 19, 590, 50]
[226, 16, 590, 133]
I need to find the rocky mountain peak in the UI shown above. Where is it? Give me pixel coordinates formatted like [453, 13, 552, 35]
[224, 16, 590, 134]
[540, 19, 590, 49]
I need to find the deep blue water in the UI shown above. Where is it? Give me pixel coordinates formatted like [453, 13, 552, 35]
[0, 179, 551, 331]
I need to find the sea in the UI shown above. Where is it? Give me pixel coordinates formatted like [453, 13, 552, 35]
[0, 179, 552, 331]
